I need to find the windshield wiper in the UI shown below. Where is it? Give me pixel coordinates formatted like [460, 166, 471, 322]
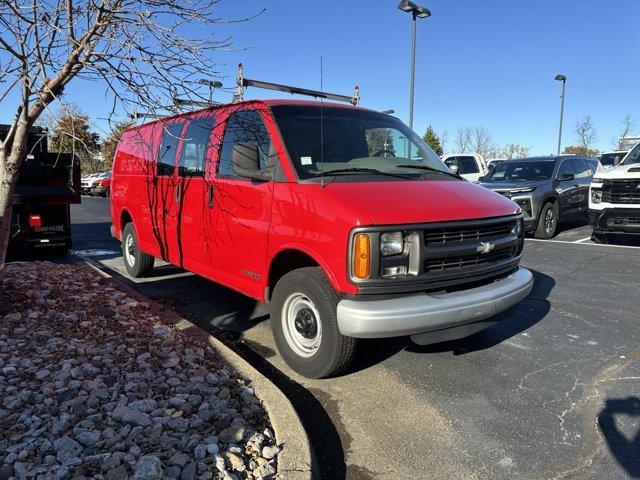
[316, 167, 415, 180]
[395, 164, 463, 179]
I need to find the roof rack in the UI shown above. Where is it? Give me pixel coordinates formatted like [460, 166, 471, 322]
[232, 63, 360, 106]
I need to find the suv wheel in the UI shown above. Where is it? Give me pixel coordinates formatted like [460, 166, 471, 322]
[271, 267, 357, 378]
[592, 232, 614, 244]
[534, 202, 558, 239]
[122, 223, 154, 277]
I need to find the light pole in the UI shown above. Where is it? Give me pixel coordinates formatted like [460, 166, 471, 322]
[555, 74, 566, 155]
[397, 1, 431, 131]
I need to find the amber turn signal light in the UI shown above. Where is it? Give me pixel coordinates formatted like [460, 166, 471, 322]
[353, 233, 371, 279]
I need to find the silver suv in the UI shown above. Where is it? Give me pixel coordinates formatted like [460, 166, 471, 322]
[478, 156, 597, 238]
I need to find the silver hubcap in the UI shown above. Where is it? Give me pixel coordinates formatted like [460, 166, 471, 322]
[544, 208, 556, 233]
[282, 293, 322, 358]
[124, 234, 136, 267]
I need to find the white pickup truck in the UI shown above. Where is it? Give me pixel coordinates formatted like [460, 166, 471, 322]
[442, 153, 488, 182]
[589, 142, 640, 243]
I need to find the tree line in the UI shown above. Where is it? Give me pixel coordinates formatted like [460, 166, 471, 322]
[422, 113, 636, 158]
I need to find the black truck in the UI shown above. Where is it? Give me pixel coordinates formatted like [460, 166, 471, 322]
[1, 124, 80, 257]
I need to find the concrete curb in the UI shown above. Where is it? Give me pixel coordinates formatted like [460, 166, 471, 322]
[75, 255, 316, 480]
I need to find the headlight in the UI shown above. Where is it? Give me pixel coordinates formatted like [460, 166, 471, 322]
[591, 189, 602, 204]
[510, 187, 537, 194]
[380, 231, 404, 256]
[592, 178, 604, 184]
[512, 218, 524, 236]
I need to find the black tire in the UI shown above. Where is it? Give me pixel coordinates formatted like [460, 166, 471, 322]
[534, 201, 558, 239]
[270, 267, 357, 378]
[121, 222, 154, 278]
[592, 232, 614, 244]
[103, 188, 110, 198]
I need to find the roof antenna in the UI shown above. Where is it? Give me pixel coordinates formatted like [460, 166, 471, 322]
[320, 56, 325, 188]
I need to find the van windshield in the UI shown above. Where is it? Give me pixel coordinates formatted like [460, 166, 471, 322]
[620, 143, 640, 165]
[271, 105, 450, 181]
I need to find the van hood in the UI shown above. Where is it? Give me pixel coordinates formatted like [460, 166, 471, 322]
[324, 180, 519, 225]
[594, 163, 640, 179]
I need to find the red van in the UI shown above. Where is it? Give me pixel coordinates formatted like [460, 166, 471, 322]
[110, 99, 533, 378]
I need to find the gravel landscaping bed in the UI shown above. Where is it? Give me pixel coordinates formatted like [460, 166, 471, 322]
[0, 262, 280, 480]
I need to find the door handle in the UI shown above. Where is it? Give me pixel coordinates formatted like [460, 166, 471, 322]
[175, 182, 181, 203]
[208, 184, 215, 208]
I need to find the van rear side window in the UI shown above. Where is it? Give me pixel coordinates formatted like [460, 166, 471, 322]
[178, 117, 214, 177]
[157, 122, 184, 176]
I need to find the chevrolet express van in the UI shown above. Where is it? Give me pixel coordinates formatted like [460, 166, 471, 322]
[110, 100, 533, 378]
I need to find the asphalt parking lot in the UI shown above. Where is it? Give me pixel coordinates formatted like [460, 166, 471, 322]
[71, 196, 640, 480]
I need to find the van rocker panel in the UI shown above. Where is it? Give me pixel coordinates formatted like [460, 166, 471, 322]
[336, 267, 533, 339]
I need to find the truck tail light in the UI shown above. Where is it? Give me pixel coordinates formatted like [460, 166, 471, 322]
[29, 214, 42, 228]
[353, 233, 371, 279]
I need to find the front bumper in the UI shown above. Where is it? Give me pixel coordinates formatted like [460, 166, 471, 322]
[590, 208, 640, 234]
[336, 267, 533, 341]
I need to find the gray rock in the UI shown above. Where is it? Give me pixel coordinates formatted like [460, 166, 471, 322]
[164, 466, 181, 479]
[261, 445, 281, 460]
[0, 464, 14, 480]
[196, 410, 216, 422]
[100, 455, 122, 472]
[218, 427, 245, 444]
[132, 455, 162, 480]
[193, 444, 206, 460]
[54, 436, 82, 464]
[205, 442, 219, 456]
[112, 405, 152, 427]
[35, 369, 51, 380]
[106, 464, 128, 480]
[253, 462, 276, 479]
[180, 462, 196, 480]
[169, 452, 190, 467]
[76, 430, 101, 447]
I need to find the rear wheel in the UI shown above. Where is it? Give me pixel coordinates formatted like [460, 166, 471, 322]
[122, 223, 154, 277]
[103, 188, 110, 198]
[592, 232, 614, 244]
[534, 202, 558, 239]
[271, 267, 357, 378]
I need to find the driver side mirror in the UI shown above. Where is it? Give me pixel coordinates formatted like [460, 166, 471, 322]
[558, 173, 575, 181]
[448, 163, 460, 175]
[232, 142, 273, 181]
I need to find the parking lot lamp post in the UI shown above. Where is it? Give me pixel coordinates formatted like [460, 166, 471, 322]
[397, 1, 431, 131]
[555, 74, 567, 155]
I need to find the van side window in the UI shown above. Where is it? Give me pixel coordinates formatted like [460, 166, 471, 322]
[157, 122, 184, 176]
[218, 110, 273, 178]
[178, 117, 215, 177]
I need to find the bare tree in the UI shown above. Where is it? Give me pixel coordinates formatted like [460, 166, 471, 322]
[614, 114, 635, 150]
[575, 115, 599, 153]
[453, 126, 496, 156]
[454, 127, 472, 153]
[469, 126, 495, 157]
[0, 0, 261, 268]
[490, 144, 531, 159]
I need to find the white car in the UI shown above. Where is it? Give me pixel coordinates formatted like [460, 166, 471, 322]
[589, 143, 640, 243]
[442, 153, 488, 182]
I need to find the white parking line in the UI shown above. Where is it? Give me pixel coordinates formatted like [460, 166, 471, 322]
[525, 238, 640, 250]
[573, 237, 593, 243]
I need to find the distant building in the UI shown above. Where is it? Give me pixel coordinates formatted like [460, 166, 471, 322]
[619, 135, 640, 151]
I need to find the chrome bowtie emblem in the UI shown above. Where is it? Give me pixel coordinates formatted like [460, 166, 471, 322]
[476, 241, 495, 254]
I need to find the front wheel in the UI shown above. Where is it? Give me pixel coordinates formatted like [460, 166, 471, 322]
[122, 223, 154, 278]
[534, 202, 558, 239]
[270, 267, 357, 378]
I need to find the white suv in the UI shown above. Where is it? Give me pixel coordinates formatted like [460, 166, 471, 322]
[442, 153, 488, 182]
[589, 143, 640, 243]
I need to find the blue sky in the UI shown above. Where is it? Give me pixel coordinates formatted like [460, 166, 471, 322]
[3, 0, 639, 154]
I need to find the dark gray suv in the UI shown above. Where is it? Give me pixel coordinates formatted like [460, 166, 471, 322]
[478, 156, 597, 238]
